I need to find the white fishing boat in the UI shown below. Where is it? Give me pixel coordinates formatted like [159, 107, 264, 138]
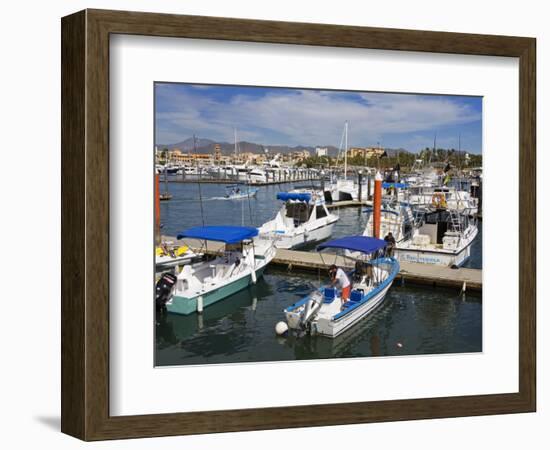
[399, 185, 478, 215]
[362, 202, 478, 267]
[158, 226, 276, 315]
[280, 236, 399, 338]
[257, 191, 339, 249]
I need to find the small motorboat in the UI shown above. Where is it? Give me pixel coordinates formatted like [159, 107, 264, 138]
[280, 236, 399, 338]
[159, 226, 276, 315]
[223, 185, 259, 200]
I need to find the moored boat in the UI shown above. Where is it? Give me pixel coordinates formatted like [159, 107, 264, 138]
[161, 226, 276, 315]
[361, 202, 478, 267]
[257, 191, 338, 249]
[281, 236, 399, 338]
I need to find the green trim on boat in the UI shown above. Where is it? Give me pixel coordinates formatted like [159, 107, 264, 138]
[166, 266, 266, 315]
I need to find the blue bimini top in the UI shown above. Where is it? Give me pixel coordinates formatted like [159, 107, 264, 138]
[177, 226, 259, 244]
[276, 192, 311, 202]
[317, 235, 387, 254]
[382, 182, 409, 189]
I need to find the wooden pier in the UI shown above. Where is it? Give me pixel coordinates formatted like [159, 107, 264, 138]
[271, 249, 481, 291]
[162, 237, 482, 292]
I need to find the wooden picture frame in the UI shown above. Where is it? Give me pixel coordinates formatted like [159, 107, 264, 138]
[61, 9, 536, 441]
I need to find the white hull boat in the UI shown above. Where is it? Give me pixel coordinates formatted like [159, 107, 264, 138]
[282, 236, 399, 338]
[362, 203, 478, 267]
[248, 168, 268, 184]
[258, 191, 338, 249]
[158, 226, 276, 315]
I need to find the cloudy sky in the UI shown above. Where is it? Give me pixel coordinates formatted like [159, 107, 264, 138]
[155, 83, 482, 154]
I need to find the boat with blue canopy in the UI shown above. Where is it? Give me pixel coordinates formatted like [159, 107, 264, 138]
[257, 190, 338, 249]
[158, 225, 276, 315]
[281, 235, 399, 338]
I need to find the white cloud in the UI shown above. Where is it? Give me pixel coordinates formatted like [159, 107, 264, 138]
[155, 85, 481, 149]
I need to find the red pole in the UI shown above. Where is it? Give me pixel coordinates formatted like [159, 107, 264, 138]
[155, 173, 161, 245]
[373, 172, 382, 239]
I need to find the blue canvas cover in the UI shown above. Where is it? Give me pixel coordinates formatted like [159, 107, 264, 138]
[276, 192, 311, 202]
[177, 226, 259, 244]
[382, 182, 409, 189]
[317, 235, 387, 254]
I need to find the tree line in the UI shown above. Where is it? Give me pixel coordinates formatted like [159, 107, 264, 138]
[300, 148, 482, 171]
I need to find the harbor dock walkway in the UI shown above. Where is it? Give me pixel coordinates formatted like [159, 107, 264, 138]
[162, 236, 482, 292]
[166, 177, 323, 186]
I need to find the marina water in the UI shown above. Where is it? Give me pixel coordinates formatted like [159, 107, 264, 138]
[156, 182, 482, 366]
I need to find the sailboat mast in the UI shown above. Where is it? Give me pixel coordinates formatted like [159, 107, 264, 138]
[430, 132, 436, 165]
[459, 133, 462, 171]
[344, 121, 348, 180]
[234, 127, 237, 160]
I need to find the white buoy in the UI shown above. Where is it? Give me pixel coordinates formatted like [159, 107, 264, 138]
[197, 296, 203, 314]
[275, 321, 288, 336]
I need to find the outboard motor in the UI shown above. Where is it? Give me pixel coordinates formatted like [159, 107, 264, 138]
[155, 273, 177, 311]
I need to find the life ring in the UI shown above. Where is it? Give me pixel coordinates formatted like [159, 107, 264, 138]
[431, 193, 447, 209]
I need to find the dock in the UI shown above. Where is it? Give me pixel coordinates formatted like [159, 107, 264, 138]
[165, 175, 324, 186]
[162, 237, 482, 292]
[270, 249, 481, 291]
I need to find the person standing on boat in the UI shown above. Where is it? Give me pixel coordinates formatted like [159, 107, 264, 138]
[384, 232, 396, 257]
[329, 264, 351, 303]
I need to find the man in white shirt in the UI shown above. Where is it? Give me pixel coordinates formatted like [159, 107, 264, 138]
[329, 264, 351, 303]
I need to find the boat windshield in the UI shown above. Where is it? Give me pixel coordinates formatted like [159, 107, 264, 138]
[285, 202, 312, 223]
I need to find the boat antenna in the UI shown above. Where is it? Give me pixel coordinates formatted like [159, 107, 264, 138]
[334, 124, 346, 175]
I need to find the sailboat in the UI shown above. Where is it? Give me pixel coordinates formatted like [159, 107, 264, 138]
[324, 121, 368, 202]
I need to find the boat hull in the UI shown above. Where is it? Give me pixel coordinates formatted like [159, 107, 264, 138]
[314, 282, 393, 338]
[396, 227, 478, 267]
[166, 266, 266, 315]
[272, 221, 336, 249]
[395, 246, 470, 267]
[284, 258, 399, 338]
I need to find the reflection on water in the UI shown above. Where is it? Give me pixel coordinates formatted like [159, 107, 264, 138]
[155, 269, 482, 366]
